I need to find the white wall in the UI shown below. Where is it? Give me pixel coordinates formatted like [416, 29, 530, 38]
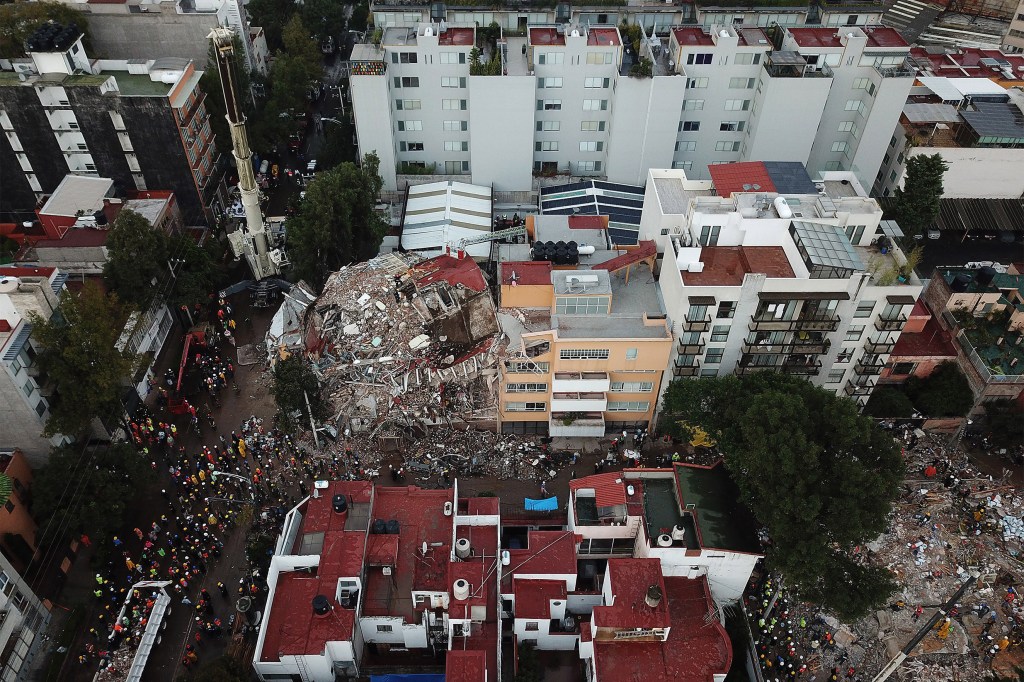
[746, 76, 830, 164]
[605, 75, 685, 187]
[469, 75, 534, 191]
[351, 73, 398, 190]
[907, 147, 1024, 198]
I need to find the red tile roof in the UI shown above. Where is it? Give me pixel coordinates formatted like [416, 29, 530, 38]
[446, 650, 487, 682]
[890, 316, 958, 359]
[593, 240, 656, 273]
[366, 534, 399, 566]
[506, 531, 578, 579]
[737, 28, 769, 47]
[570, 472, 627, 508]
[0, 266, 55, 279]
[672, 27, 714, 47]
[501, 261, 552, 286]
[439, 28, 474, 46]
[568, 215, 608, 230]
[594, 559, 670, 630]
[593, 575, 731, 682]
[708, 161, 776, 198]
[588, 28, 620, 47]
[681, 246, 795, 286]
[464, 497, 500, 515]
[35, 229, 110, 248]
[411, 254, 488, 292]
[530, 27, 564, 46]
[514, 579, 567, 619]
[259, 573, 357, 659]
[862, 25, 909, 48]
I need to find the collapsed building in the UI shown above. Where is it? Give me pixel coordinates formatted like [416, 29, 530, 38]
[304, 253, 504, 438]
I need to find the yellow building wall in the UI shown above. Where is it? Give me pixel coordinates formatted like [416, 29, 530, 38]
[500, 284, 553, 309]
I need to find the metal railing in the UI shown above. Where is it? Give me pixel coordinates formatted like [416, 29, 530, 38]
[957, 331, 1024, 384]
[749, 314, 840, 333]
[864, 339, 895, 354]
[682, 315, 712, 332]
[875, 314, 907, 332]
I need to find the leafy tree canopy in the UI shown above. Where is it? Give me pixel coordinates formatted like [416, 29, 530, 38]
[286, 153, 386, 291]
[892, 153, 948, 241]
[103, 209, 168, 309]
[31, 442, 153, 545]
[863, 386, 915, 418]
[0, 2, 89, 58]
[29, 282, 141, 438]
[167, 234, 226, 311]
[905, 361, 973, 417]
[189, 655, 250, 682]
[660, 373, 905, 619]
[246, 0, 295, 52]
[271, 355, 330, 430]
[302, 0, 346, 42]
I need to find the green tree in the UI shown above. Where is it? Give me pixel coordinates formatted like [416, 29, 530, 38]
[246, 0, 295, 51]
[286, 153, 387, 290]
[348, 1, 370, 32]
[905, 361, 973, 417]
[0, 2, 89, 58]
[892, 153, 948, 241]
[985, 400, 1024, 447]
[29, 283, 142, 439]
[271, 355, 330, 430]
[167, 234, 226, 311]
[187, 655, 249, 682]
[661, 373, 905, 620]
[31, 442, 153, 544]
[302, 0, 346, 43]
[863, 386, 916, 418]
[103, 209, 169, 309]
[514, 642, 541, 682]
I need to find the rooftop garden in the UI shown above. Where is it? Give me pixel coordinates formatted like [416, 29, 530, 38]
[951, 307, 1024, 378]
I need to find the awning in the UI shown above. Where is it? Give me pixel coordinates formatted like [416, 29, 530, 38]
[525, 496, 558, 512]
[757, 291, 851, 301]
[886, 295, 917, 305]
[687, 296, 717, 306]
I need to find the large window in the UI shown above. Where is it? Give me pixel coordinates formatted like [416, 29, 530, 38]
[607, 401, 651, 412]
[686, 53, 713, 64]
[441, 77, 467, 88]
[538, 99, 562, 111]
[506, 383, 548, 393]
[505, 361, 550, 373]
[854, 300, 875, 318]
[699, 225, 721, 246]
[609, 381, 654, 392]
[710, 325, 730, 342]
[442, 99, 467, 110]
[505, 402, 547, 412]
[556, 296, 609, 314]
[560, 349, 609, 360]
[583, 99, 608, 111]
[443, 120, 468, 131]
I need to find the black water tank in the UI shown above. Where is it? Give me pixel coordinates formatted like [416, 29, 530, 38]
[386, 519, 400, 535]
[312, 594, 330, 615]
[93, 210, 108, 226]
[332, 494, 347, 514]
[976, 266, 997, 287]
[951, 273, 972, 292]
[372, 519, 387, 534]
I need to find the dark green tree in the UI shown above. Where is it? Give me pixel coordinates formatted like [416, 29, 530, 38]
[0, 2, 90, 57]
[514, 642, 541, 682]
[660, 373, 905, 620]
[271, 355, 330, 430]
[167, 234, 225, 311]
[31, 442, 153, 544]
[286, 153, 387, 291]
[905, 361, 973, 417]
[187, 655, 249, 682]
[103, 209, 169, 309]
[246, 0, 295, 51]
[302, 0, 347, 43]
[29, 282, 141, 439]
[863, 386, 916, 418]
[348, 1, 370, 32]
[892, 153, 948, 241]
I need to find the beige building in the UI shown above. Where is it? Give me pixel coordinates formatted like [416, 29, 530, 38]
[495, 215, 671, 436]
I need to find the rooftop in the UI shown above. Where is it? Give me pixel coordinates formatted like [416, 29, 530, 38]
[960, 101, 1024, 140]
[910, 46, 1024, 82]
[674, 462, 762, 554]
[891, 316, 959, 358]
[737, 27, 771, 46]
[40, 176, 114, 217]
[787, 25, 908, 49]
[0, 266, 56, 280]
[109, 72, 174, 97]
[652, 176, 714, 215]
[514, 579, 566, 619]
[439, 27, 475, 46]
[500, 261, 552, 286]
[595, 558, 670, 630]
[672, 27, 715, 47]
[588, 27, 621, 47]
[504, 530, 577, 583]
[540, 180, 647, 246]
[680, 246, 796, 286]
[709, 161, 818, 198]
[529, 27, 564, 46]
[409, 254, 488, 292]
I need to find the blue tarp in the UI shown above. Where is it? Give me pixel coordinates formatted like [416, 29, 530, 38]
[371, 676, 445, 682]
[524, 496, 558, 511]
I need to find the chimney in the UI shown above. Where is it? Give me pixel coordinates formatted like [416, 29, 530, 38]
[645, 585, 662, 609]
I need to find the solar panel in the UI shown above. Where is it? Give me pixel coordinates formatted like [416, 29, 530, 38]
[960, 102, 1024, 139]
[903, 102, 961, 123]
[790, 221, 864, 273]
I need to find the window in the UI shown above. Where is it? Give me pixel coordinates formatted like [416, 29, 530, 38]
[397, 120, 422, 132]
[399, 142, 424, 152]
[442, 99, 467, 110]
[440, 51, 467, 64]
[729, 77, 755, 89]
[607, 401, 651, 412]
[891, 362, 915, 375]
[506, 383, 548, 393]
[555, 296, 608, 314]
[10, 356, 22, 374]
[734, 52, 761, 65]
[444, 141, 469, 152]
[844, 224, 865, 244]
[724, 99, 750, 111]
[682, 99, 705, 111]
[686, 53, 713, 65]
[539, 77, 563, 88]
[686, 77, 709, 88]
[610, 381, 654, 392]
[537, 120, 560, 131]
[22, 381, 33, 398]
[826, 369, 845, 384]
[441, 76, 467, 88]
[845, 99, 867, 115]
[705, 348, 724, 364]
[845, 325, 865, 342]
[506, 361, 550, 373]
[838, 121, 855, 132]
[377, 624, 394, 633]
[680, 121, 700, 131]
[676, 140, 697, 152]
[445, 160, 469, 173]
[831, 141, 848, 153]
[716, 301, 736, 319]
[674, 161, 693, 170]
[35, 400, 46, 417]
[720, 121, 744, 132]
[560, 349, 609, 360]
[394, 76, 419, 87]
[576, 160, 602, 172]
[443, 120, 468, 131]
[700, 368, 719, 378]
[852, 77, 871, 90]
[583, 99, 608, 111]
[854, 300, 875, 318]
[586, 51, 613, 64]
[625, 348, 638, 360]
[585, 77, 610, 88]
[395, 99, 421, 110]
[537, 52, 564, 64]
[699, 225, 721, 246]
[505, 402, 547, 412]
[837, 349, 852, 363]
[538, 99, 562, 111]
[535, 141, 559, 152]
[525, 622, 540, 631]
[715, 140, 741, 152]
[581, 121, 605, 132]
[710, 325, 730, 342]
[579, 141, 604, 152]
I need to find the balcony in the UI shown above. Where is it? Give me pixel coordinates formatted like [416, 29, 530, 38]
[736, 363, 776, 376]
[854, 358, 885, 376]
[843, 379, 875, 397]
[875, 315, 907, 332]
[682, 314, 712, 333]
[550, 413, 605, 437]
[781, 358, 822, 376]
[763, 57, 834, 79]
[743, 339, 831, 355]
[550, 392, 608, 412]
[552, 372, 610, 393]
[749, 315, 840, 333]
[873, 63, 917, 79]
[677, 339, 706, 355]
[864, 339, 896, 354]
[673, 357, 700, 377]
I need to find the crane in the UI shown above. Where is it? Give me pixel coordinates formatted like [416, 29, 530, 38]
[455, 224, 527, 252]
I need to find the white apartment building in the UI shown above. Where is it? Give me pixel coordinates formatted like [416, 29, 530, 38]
[0, 549, 51, 682]
[350, 21, 914, 194]
[638, 165, 923, 404]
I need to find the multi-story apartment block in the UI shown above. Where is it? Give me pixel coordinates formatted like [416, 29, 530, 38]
[1003, 0, 1024, 51]
[638, 164, 922, 405]
[494, 215, 672, 436]
[873, 46, 1024, 198]
[350, 21, 913, 194]
[0, 23, 219, 225]
[0, 539, 50, 682]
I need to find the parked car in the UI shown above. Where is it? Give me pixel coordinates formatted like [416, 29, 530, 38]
[287, 133, 303, 153]
[926, 228, 941, 240]
[302, 159, 317, 181]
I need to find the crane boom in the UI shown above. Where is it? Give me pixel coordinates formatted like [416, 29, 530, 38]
[458, 225, 526, 248]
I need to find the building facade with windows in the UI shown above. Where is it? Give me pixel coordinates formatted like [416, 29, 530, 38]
[0, 546, 50, 682]
[638, 165, 923, 405]
[0, 24, 218, 226]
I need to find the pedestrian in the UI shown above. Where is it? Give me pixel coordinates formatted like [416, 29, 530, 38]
[913, 605, 923, 622]
[81, 534, 91, 547]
